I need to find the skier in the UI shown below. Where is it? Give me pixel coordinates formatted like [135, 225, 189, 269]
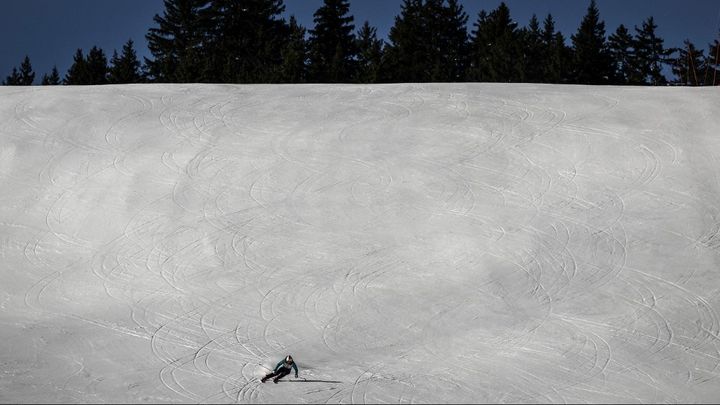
[261, 355, 299, 383]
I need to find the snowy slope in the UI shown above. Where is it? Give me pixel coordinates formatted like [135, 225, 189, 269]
[0, 83, 719, 403]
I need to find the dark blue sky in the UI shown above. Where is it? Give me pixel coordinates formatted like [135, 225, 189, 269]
[2, 0, 719, 83]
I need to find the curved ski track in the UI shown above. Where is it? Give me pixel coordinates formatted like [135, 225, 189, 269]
[1, 84, 719, 403]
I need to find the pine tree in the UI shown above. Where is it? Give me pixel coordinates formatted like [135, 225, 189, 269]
[278, 15, 308, 83]
[2, 56, 34, 85]
[420, 0, 468, 82]
[18, 56, 35, 85]
[608, 24, 634, 84]
[382, 0, 469, 82]
[467, 9, 489, 81]
[355, 21, 383, 83]
[520, 14, 544, 83]
[109, 39, 143, 84]
[308, 0, 357, 83]
[382, 0, 425, 82]
[86, 46, 109, 84]
[671, 40, 705, 86]
[202, 0, 287, 83]
[146, 0, 210, 82]
[540, 14, 570, 83]
[468, 2, 523, 82]
[541, 14, 556, 49]
[41, 66, 61, 85]
[633, 17, 669, 85]
[570, 0, 612, 84]
[2, 68, 22, 85]
[428, 0, 469, 82]
[65, 49, 91, 85]
[707, 36, 720, 86]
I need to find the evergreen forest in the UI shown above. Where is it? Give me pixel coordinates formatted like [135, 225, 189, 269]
[3, 0, 720, 86]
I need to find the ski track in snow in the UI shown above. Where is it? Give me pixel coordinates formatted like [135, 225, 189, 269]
[1, 83, 719, 403]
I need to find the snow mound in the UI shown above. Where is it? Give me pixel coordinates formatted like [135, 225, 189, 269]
[1, 83, 719, 403]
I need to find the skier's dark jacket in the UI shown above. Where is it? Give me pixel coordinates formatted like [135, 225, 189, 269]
[274, 359, 298, 377]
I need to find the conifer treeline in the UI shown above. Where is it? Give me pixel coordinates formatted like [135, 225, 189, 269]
[3, 0, 720, 86]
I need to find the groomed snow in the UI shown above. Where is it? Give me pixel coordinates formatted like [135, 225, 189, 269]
[1, 83, 719, 403]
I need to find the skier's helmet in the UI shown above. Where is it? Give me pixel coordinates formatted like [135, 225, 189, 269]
[286, 355, 293, 363]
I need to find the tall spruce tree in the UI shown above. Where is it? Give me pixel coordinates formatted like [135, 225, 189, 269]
[18, 56, 35, 85]
[429, 0, 469, 82]
[64, 47, 108, 85]
[202, 0, 287, 83]
[3, 56, 35, 85]
[423, 0, 445, 80]
[382, 0, 469, 82]
[570, 0, 612, 84]
[708, 37, 720, 86]
[65, 49, 91, 85]
[41, 66, 61, 85]
[308, 0, 357, 82]
[467, 9, 490, 81]
[355, 21, 383, 83]
[633, 17, 669, 85]
[146, 0, 210, 82]
[520, 15, 544, 83]
[278, 15, 308, 83]
[468, 2, 523, 82]
[86, 46, 109, 84]
[109, 39, 143, 84]
[2, 68, 22, 85]
[541, 14, 570, 83]
[382, 0, 425, 82]
[608, 24, 635, 84]
[671, 40, 705, 86]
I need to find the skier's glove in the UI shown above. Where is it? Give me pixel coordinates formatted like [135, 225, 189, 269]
[295, 374, 298, 378]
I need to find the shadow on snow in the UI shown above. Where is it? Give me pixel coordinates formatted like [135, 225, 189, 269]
[279, 379, 343, 384]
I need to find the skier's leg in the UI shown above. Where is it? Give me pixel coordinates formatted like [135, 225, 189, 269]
[261, 371, 277, 383]
[273, 369, 291, 383]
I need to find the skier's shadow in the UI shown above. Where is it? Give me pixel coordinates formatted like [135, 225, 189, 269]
[282, 379, 342, 384]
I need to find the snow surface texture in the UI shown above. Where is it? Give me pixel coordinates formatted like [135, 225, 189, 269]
[1, 83, 719, 403]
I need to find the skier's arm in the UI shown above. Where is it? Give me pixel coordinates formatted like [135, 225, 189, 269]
[274, 361, 284, 372]
[292, 362, 298, 377]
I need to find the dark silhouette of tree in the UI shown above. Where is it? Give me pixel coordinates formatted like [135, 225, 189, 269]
[426, 0, 469, 82]
[109, 39, 143, 84]
[202, 0, 288, 83]
[3, 56, 36, 85]
[278, 15, 308, 83]
[64, 47, 108, 85]
[41, 66, 61, 85]
[632, 17, 669, 85]
[146, 0, 210, 82]
[707, 35, 720, 86]
[570, 0, 612, 84]
[382, 0, 425, 82]
[520, 14, 544, 82]
[308, 0, 357, 82]
[354, 21, 383, 83]
[468, 2, 522, 82]
[17, 56, 36, 85]
[2, 68, 22, 85]
[383, 0, 469, 82]
[608, 24, 635, 84]
[671, 40, 705, 86]
[541, 14, 570, 83]
[65, 49, 91, 85]
[86, 46, 109, 84]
